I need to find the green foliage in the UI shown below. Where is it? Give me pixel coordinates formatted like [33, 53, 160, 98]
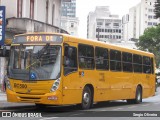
[154, 0, 160, 18]
[136, 25, 160, 66]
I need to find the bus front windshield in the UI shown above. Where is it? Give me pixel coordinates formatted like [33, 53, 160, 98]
[8, 44, 61, 80]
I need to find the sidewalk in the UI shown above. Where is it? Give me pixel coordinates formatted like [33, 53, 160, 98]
[0, 90, 7, 101]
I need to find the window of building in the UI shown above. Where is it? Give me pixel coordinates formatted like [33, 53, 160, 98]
[30, 0, 34, 19]
[148, 15, 152, 19]
[97, 22, 103, 26]
[17, 0, 23, 18]
[105, 23, 110, 26]
[78, 44, 94, 69]
[116, 35, 119, 39]
[153, 22, 157, 26]
[71, 23, 74, 27]
[110, 50, 121, 71]
[64, 46, 77, 75]
[95, 47, 109, 70]
[110, 35, 112, 39]
[113, 23, 119, 27]
[148, 9, 152, 12]
[143, 56, 151, 74]
[148, 22, 152, 26]
[113, 35, 115, 39]
[153, 16, 157, 19]
[122, 52, 132, 72]
[133, 54, 142, 73]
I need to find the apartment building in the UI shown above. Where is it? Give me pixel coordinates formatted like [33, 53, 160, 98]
[87, 6, 122, 43]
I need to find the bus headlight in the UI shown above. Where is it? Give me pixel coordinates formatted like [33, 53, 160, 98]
[6, 80, 12, 90]
[51, 78, 60, 92]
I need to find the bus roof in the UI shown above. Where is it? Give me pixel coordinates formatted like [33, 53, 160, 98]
[14, 32, 154, 57]
[62, 34, 154, 57]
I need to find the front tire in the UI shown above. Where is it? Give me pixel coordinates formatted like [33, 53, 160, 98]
[81, 86, 92, 109]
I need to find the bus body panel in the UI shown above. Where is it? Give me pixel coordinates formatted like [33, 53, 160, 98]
[6, 33, 156, 107]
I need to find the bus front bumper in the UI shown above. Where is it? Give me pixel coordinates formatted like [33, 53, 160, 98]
[6, 89, 62, 105]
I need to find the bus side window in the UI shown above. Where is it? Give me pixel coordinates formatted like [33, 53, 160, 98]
[143, 56, 151, 74]
[78, 44, 94, 69]
[64, 46, 77, 75]
[110, 50, 122, 71]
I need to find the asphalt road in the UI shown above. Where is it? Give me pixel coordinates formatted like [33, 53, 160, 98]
[0, 88, 160, 120]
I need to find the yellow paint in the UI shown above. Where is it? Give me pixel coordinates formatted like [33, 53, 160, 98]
[6, 33, 156, 106]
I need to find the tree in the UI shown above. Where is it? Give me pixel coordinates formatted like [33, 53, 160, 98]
[154, 0, 160, 19]
[136, 25, 160, 66]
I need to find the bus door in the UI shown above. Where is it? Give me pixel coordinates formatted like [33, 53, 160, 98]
[62, 42, 82, 104]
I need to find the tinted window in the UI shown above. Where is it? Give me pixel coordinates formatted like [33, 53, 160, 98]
[151, 58, 154, 74]
[78, 44, 94, 69]
[110, 50, 121, 71]
[64, 46, 77, 75]
[143, 56, 151, 74]
[95, 47, 109, 70]
[133, 54, 142, 73]
[122, 52, 133, 72]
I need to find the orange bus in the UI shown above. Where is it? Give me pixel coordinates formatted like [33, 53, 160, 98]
[6, 33, 155, 109]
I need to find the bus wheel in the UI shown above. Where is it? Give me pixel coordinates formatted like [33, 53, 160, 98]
[134, 86, 142, 104]
[81, 86, 92, 109]
[127, 86, 142, 104]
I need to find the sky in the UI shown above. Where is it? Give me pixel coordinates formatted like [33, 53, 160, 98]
[76, 0, 141, 38]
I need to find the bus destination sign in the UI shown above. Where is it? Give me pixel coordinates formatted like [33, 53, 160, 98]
[13, 34, 63, 44]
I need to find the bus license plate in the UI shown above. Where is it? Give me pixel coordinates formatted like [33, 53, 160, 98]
[14, 83, 27, 89]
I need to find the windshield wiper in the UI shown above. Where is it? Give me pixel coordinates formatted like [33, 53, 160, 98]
[26, 43, 50, 69]
[36, 43, 50, 59]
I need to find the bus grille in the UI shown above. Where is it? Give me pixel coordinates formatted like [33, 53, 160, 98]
[16, 92, 45, 95]
[18, 96, 41, 102]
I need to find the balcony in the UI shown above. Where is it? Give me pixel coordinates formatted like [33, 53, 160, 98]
[6, 17, 69, 35]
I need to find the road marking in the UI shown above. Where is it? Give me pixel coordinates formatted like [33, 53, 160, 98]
[141, 104, 149, 107]
[69, 113, 84, 116]
[99, 109, 108, 111]
[128, 106, 137, 109]
[153, 102, 160, 105]
[39, 117, 58, 120]
[112, 108, 123, 110]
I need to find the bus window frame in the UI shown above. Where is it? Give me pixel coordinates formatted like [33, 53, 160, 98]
[78, 44, 95, 70]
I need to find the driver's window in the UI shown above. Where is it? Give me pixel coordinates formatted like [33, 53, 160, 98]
[64, 46, 77, 75]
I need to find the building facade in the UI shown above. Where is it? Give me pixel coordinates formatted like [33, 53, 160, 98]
[87, 6, 122, 43]
[61, 16, 79, 36]
[61, 0, 78, 36]
[123, 0, 160, 41]
[1, 0, 68, 40]
[122, 14, 129, 42]
[61, 0, 76, 17]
